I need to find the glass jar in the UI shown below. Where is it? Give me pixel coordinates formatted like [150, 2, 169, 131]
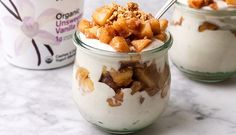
[72, 32, 173, 134]
[169, 3, 236, 82]
[0, 0, 84, 69]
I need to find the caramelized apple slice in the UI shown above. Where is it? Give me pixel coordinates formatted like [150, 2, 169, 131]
[82, 78, 94, 92]
[188, 0, 204, 9]
[159, 19, 168, 31]
[113, 18, 131, 38]
[76, 67, 89, 80]
[84, 26, 99, 39]
[226, 0, 236, 5]
[149, 19, 161, 34]
[110, 36, 130, 52]
[131, 39, 152, 52]
[98, 27, 114, 44]
[137, 22, 153, 39]
[110, 68, 133, 87]
[155, 32, 167, 42]
[198, 21, 219, 32]
[78, 19, 92, 33]
[134, 68, 156, 88]
[126, 18, 141, 34]
[92, 6, 114, 26]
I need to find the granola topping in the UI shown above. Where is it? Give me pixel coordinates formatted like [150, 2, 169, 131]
[77, 2, 168, 52]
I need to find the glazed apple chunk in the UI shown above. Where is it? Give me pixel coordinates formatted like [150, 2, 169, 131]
[77, 2, 169, 52]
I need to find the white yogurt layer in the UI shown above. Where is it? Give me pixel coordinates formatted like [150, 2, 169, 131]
[79, 32, 164, 52]
[73, 33, 170, 131]
[73, 78, 169, 131]
[170, 7, 236, 73]
[178, 0, 236, 10]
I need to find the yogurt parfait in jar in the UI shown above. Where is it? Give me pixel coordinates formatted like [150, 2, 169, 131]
[169, 0, 236, 82]
[72, 2, 173, 134]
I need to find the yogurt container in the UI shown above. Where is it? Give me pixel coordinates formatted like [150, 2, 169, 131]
[73, 32, 172, 134]
[72, 2, 173, 133]
[0, 0, 84, 69]
[169, 0, 236, 82]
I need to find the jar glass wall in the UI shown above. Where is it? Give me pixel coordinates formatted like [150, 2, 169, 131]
[72, 32, 173, 134]
[169, 3, 236, 82]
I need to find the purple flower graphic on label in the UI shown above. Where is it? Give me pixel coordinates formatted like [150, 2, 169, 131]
[0, 0, 61, 66]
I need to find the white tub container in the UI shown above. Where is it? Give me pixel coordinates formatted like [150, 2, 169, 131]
[0, 0, 84, 69]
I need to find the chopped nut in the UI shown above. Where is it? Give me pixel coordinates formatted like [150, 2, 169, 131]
[107, 91, 124, 107]
[127, 2, 139, 11]
[198, 21, 219, 32]
[174, 16, 184, 26]
[107, 98, 122, 107]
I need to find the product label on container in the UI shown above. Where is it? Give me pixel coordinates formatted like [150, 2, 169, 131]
[0, 0, 84, 69]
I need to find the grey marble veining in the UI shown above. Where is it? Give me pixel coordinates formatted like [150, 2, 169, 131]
[0, 0, 236, 135]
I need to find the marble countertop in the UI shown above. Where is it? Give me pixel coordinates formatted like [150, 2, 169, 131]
[1, 0, 236, 135]
[1, 53, 236, 135]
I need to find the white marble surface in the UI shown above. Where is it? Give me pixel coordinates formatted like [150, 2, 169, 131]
[1, 0, 236, 135]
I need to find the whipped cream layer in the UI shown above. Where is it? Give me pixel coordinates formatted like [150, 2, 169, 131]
[79, 33, 165, 52]
[178, 0, 236, 10]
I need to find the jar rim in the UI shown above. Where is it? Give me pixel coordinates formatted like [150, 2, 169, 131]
[175, 1, 236, 16]
[73, 31, 173, 57]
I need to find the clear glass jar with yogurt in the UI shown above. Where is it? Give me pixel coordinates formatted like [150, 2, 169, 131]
[72, 32, 173, 134]
[0, 0, 84, 69]
[169, 2, 236, 82]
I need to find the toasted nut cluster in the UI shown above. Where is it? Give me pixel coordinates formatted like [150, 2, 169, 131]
[198, 21, 219, 32]
[99, 60, 170, 107]
[78, 2, 168, 52]
[76, 67, 94, 92]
